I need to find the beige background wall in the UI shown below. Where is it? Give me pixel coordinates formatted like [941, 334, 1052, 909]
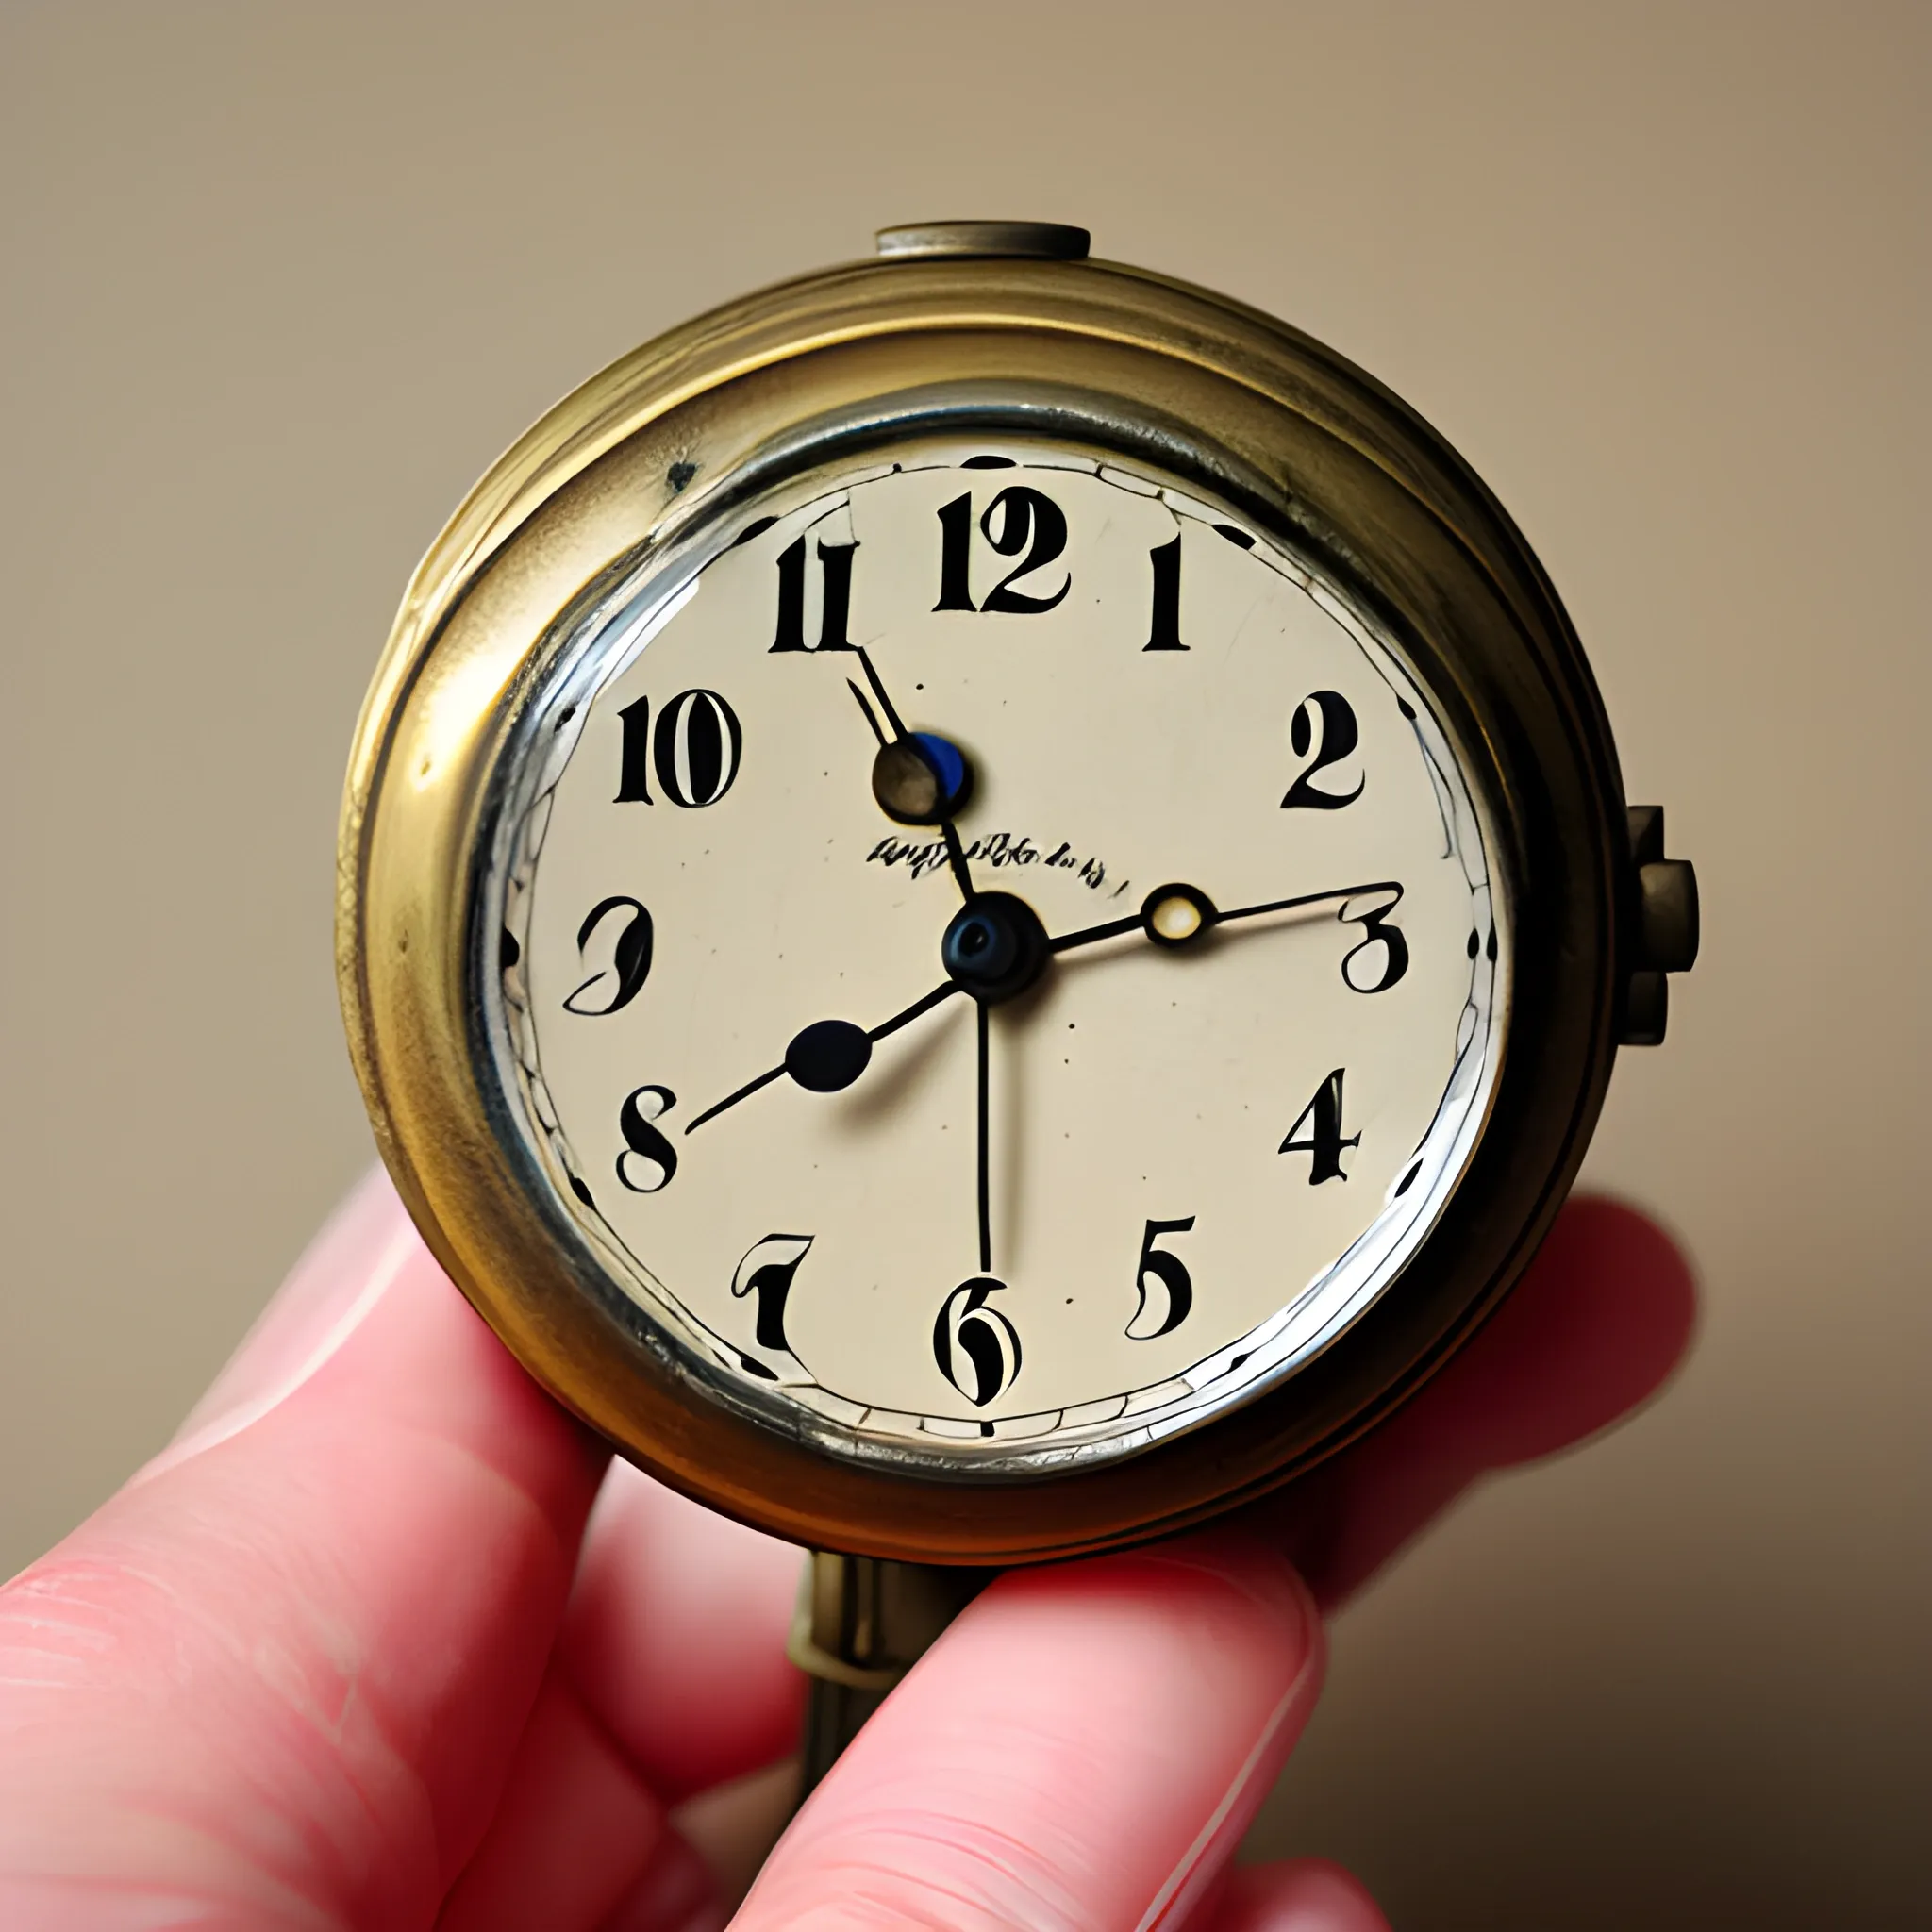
[2, 4, 1924, 1924]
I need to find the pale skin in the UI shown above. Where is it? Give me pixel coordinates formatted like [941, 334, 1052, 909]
[0, 1173, 1694, 1928]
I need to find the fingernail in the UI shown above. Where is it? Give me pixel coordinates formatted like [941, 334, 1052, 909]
[133, 1165, 420, 1483]
[1133, 1540, 1326, 1932]
[598, 1826, 723, 1932]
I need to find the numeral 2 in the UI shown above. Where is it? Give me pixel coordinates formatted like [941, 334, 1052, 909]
[934, 1276, 1022, 1406]
[1280, 1070, 1358, 1183]
[562, 896, 653, 1016]
[1126, 1216, 1195, 1338]
[615, 690, 743, 808]
[934, 487, 1071, 614]
[1281, 691, 1364, 809]
[731, 1233, 812, 1350]
[769, 536, 857, 653]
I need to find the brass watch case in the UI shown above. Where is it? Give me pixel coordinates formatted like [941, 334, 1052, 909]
[338, 242, 1630, 1564]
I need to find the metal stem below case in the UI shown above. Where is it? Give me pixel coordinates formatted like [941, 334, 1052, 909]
[789, 1552, 992, 1798]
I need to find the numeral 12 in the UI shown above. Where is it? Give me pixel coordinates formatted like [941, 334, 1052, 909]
[934, 487, 1071, 614]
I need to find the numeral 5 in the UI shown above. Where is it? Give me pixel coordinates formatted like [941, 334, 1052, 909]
[1126, 1216, 1196, 1339]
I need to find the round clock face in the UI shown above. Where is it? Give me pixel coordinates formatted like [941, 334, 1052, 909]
[487, 438, 1507, 1474]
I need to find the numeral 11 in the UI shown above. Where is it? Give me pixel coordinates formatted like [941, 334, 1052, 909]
[770, 537, 857, 653]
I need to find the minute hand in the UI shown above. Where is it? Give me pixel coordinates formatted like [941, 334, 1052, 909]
[1047, 879, 1402, 958]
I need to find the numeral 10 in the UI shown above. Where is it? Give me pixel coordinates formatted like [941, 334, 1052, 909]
[614, 688, 744, 808]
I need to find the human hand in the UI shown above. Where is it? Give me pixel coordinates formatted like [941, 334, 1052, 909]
[0, 1171, 1693, 1929]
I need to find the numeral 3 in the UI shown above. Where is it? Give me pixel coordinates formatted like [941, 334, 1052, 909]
[1340, 889, 1408, 993]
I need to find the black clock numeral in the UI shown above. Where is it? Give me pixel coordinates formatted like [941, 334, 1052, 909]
[1281, 691, 1365, 809]
[934, 491, 975, 610]
[933, 487, 1071, 615]
[1340, 889, 1409, 993]
[1126, 1216, 1196, 1339]
[615, 1084, 678, 1192]
[731, 1233, 812, 1351]
[1280, 1070, 1359, 1183]
[562, 896, 654, 1016]
[933, 1276, 1022, 1407]
[1143, 535, 1188, 651]
[769, 536, 858, 653]
[614, 690, 743, 808]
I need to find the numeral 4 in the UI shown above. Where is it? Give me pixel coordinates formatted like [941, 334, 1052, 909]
[1280, 1070, 1358, 1183]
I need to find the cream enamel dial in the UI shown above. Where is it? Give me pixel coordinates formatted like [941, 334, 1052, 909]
[488, 439, 1507, 1474]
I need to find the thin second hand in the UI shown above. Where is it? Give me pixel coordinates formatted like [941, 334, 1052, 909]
[939, 822, 974, 902]
[975, 999, 992, 1275]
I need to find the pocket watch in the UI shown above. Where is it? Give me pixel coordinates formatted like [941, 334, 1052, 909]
[337, 221, 1697, 1777]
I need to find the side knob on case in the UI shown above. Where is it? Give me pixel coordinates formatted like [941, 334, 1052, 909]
[1620, 806, 1700, 1045]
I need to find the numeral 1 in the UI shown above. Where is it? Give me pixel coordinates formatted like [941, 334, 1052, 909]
[934, 493, 975, 610]
[1280, 1069, 1358, 1183]
[1143, 535, 1188, 650]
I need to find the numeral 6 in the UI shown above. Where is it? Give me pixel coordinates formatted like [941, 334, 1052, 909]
[933, 1276, 1022, 1407]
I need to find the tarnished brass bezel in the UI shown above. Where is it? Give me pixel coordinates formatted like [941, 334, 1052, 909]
[338, 251, 1626, 1564]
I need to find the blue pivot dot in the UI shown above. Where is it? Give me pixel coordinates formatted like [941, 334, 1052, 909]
[910, 732, 970, 814]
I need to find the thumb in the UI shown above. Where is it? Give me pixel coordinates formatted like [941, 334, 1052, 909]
[735, 1530, 1321, 1932]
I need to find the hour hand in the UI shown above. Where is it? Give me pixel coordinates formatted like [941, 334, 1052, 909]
[684, 980, 961, 1133]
